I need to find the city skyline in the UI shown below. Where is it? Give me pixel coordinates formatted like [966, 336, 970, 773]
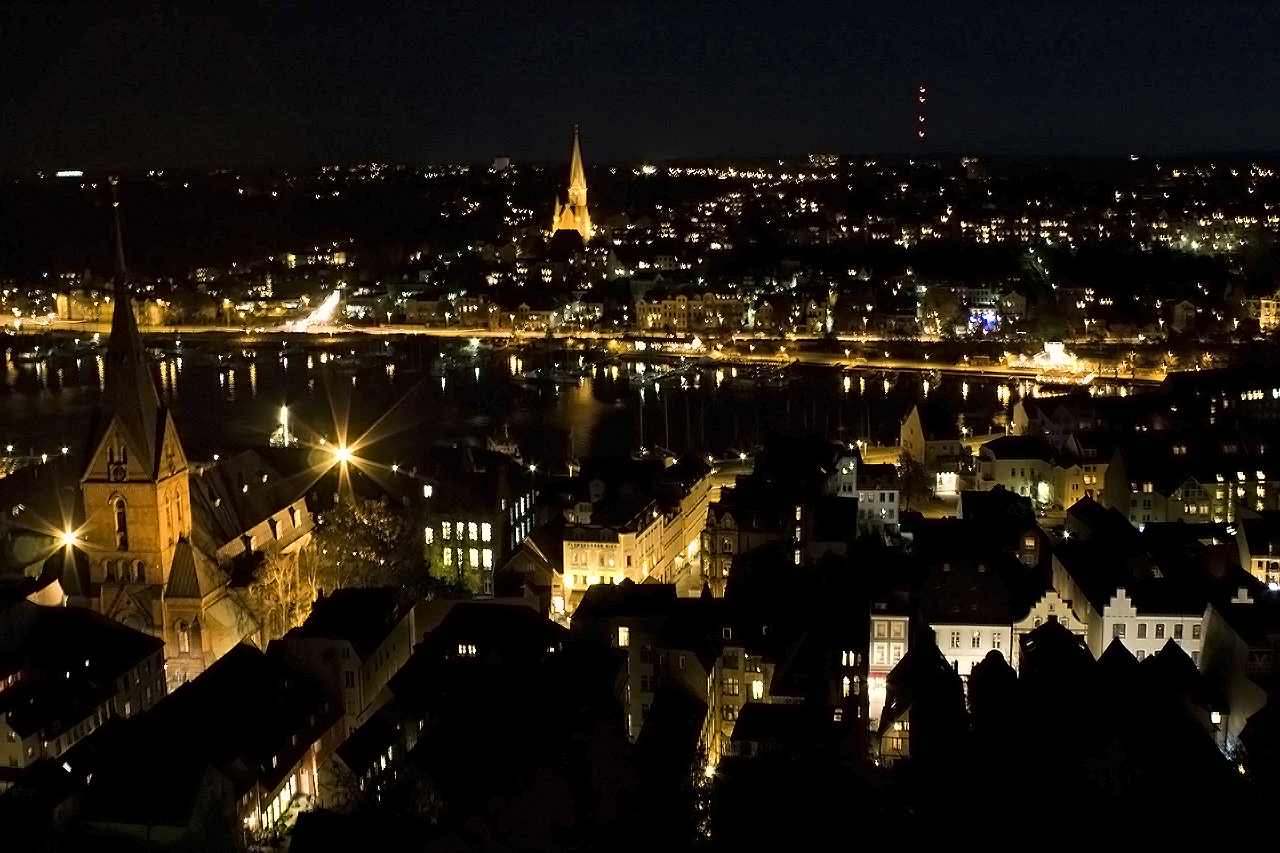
[5, 2, 1280, 169]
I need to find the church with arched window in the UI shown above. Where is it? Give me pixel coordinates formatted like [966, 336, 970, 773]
[34, 276, 316, 687]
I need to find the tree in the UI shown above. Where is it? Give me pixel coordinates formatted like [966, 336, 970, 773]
[236, 550, 317, 645]
[897, 450, 930, 512]
[305, 497, 466, 599]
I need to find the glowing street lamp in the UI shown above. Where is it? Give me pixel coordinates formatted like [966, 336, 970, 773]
[333, 445, 352, 464]
[60, 530, 75, 548]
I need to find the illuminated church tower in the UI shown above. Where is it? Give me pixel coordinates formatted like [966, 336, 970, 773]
[75, 179, 242, 685]
[80, 181, 192, 628]
[551, 126, 592, 242]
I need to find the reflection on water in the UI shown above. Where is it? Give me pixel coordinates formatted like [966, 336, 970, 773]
[0, 338, 1143, 471]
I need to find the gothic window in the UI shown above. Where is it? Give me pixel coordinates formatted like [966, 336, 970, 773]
[114, 499, 128, 551]
[176, 621, 191, 655]
[133, 560, 145, 583]
[103, 559, 116, 581]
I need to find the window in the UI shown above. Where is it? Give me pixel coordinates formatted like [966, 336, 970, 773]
[874, 643, 887, 666]
[469, 548, 479, 568]
[950, 631, 961, 649]
[1155, 623, 1165, 639]
[1137, 623, 1147, 639]
[1174, 623, 1184, 640]
[842, 676, 851, 698]
[617, 626, 630, 648]
[468, 522, 478, 541]
[457, 643, 477, 658]
[640, 675, 652, 693]
[481, 523, 492, 542]
[722, 651, 740, 670]
[443, 549, 453, 567]
[114, 498, 128, 551]
[442, 522, 452, 540]
[1137, 650, 1146, 661]
[1113, 624, 1126, 639]
[752, 680, 764, 700]
[1193, 624, 1202, 640]
[890, 621, 905, 639]
[721, 705, 738, 721]
[794, 506, 802, 521]
[890, 643, 904, 664]
[176, 621, 190, 655]
[971, 631, 981, 649]
[874, 621, 888, 638]
[722, 677, 740, 696]
[482, 549, 492, 569]
[424, 526, 434, 545]
[992, 633, 1002, 650]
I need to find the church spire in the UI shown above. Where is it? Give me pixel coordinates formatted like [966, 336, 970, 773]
[95, 177, 163, 479]
[552, 125, 592, 243]
[567, 125, 587, 208]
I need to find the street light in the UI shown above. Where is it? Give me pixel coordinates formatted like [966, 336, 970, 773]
[333, 445, 352, 464]
[60, 530, 75, 548]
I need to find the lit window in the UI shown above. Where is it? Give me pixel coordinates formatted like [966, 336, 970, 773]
[469, 548, 479, 568]
[752, 680, 764, 700]
[481, 523, 492, 542]
[482, 549, 492, 569]
[424, 527, 434, 545]
[617, 626, 630, 648]
[842, 676, 851, 698]
[950, 631, 961, 649]
[468, 522, 478, 541]
[457, 644, 476, 658]
[971, 631, 981, 649]
[1113, 623, 1126, 639]
[722, 677, 740, 696]
[443, 549, 453, 567]
[442, 522, 452, 540]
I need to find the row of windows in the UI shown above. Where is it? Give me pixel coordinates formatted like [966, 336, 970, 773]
[873, 621, 906, 639]
[440, 521, 491, 542]
[1114, 622, 1201, 640]
[103, 559, 146, 583]
[441, 548, 493, 569]
[949, 630, 1004, 651]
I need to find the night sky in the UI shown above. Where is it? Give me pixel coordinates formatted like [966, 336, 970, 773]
[4, 1, 1280, 169]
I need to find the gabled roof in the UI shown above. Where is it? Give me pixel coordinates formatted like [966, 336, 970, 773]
[0, 601, 163, 739]
[188, 451, 303, 559]
[980, 435, 1056, 463]
[287, 587, 417, 660]
[165, 538, 225, 600]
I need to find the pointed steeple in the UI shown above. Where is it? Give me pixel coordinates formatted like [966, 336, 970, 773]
[94, 177, 163, 478]
[552, 125, 592, 243]
[567, 125, 587, 208]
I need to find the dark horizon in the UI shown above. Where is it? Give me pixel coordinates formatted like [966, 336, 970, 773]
[5, 1, 1280, 171]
